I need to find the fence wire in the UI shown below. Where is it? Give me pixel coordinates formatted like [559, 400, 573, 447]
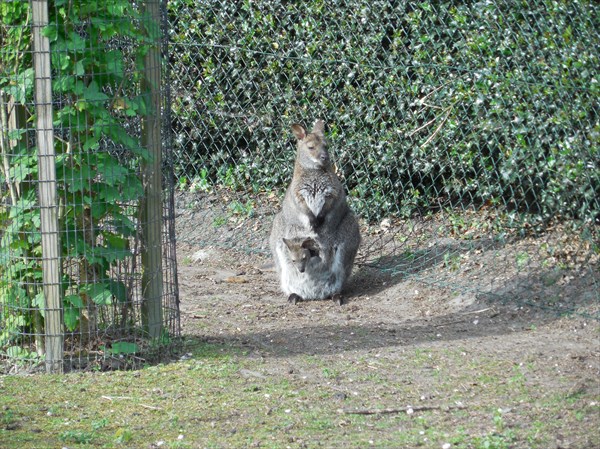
[0, 0, 179, 373]
[167, 1, 598, 318]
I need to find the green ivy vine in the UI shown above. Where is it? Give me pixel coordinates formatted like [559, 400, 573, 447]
[0, 0, 157, 358]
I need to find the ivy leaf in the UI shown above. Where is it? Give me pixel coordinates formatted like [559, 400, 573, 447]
[74, 60, 85, 76]
[64, 294, 84, 308]
[92, 244, 129, 264]
[121, 175, 144, 200]
[63, 307, 80, 332]
[2, 68, 34, 103]
[82, 283, 113, 306]
[8, 155, 38, 183]
[83, 81, 109, 104]
[104, 50, 124, 79]
[33, 291, 46, 319]
[97, 154, 130, 185]
[109, 212, 137, 237]
[65, 31, 87, 51]
[42, 24, 58, 41]
[64, 293, 85, 332]
[102, 341, 139, 355]
[106, 279, 128, 303]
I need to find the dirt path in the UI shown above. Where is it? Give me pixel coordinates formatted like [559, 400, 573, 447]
[173, 192, 599, 447]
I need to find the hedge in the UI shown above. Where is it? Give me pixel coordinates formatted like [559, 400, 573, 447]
[167, 0, 599, 224]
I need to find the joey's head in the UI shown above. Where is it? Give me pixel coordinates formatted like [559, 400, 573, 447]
[291, 120, 330, 170]
[282, 237, 320, 273]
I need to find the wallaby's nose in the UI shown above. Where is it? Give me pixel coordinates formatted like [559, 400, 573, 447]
[319, 152, 329, 162]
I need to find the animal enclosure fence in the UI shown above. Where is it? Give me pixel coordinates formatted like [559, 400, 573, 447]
[0, 0, 179, 373]
[168, 1, 598, 316]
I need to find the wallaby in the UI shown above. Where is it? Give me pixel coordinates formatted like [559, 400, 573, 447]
[281, 120, 348, 231]
[270, 209, 360, 305]
[282, 236, 320, 275]
[269, 119, 361, 305]
[276, 235, 339, 304]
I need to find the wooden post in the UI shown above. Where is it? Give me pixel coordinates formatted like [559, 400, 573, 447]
[140, 0, 164, 339]
[31, 0, 63, 373]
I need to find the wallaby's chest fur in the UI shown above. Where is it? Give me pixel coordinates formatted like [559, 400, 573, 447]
[292, 168, 343, 220]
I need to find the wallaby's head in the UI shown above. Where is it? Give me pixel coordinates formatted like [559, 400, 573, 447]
[282, 237, 320, 273]
[291, 120, 330, 169]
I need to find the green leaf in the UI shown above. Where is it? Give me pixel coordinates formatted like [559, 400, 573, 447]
[63, 307, 80, 332]
[104, 50, 124, 78]
[8, 155, 38, 183]
[96, 154, 130, 185]
[104, 233, 129, 251]
[83, 81, 109, 103]
[121, 175, 144, 200]
[64, 294, 84, 308]
[91, 245, 129, 264]
[65, 31, 87, 51]
[2, 68, 34, 103]
[104, 341, 139, 355]
[33, 291, 45, 318]
[106, 279, 128, 303]
[73, 59, 85, 76]
[41, 24, 58, 41]
[6, 346, 35, 360]
[82, 283, 112, 305]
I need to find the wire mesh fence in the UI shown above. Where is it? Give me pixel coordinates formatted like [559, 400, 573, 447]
[0, 0, 179, 373]
[168, 1, 598, 317]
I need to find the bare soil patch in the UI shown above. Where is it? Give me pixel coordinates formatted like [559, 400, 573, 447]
[174, 191, 599, 448]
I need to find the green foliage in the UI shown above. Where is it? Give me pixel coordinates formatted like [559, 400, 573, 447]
[101, 341, 139, 355]
[0, 0, 156, 351]
[168, 0, 599, 224]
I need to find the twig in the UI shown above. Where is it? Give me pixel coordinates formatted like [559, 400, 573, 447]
[420, 105, 453, 149]
[338, 404, 466, 415]
[461, 307, 494, 316]
[140, 404, 162, 411]
[407, 115, 439, 138]
[101, 395, 132, 401]
[418, 80, 454, 104]
[433, 320, 467, 328]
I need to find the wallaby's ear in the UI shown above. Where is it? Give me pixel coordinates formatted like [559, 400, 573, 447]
[311, 119, 325, 137]
[291, 124, 306, 140]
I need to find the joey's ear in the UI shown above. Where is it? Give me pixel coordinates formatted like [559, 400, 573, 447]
[301, 238, 320, 254]
[282, 238, 292, 249]
[291, 124, 306, 140]
[311, 119, 325, 137]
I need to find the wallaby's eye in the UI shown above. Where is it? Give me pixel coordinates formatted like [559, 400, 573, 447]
[307, 144, 315, 151]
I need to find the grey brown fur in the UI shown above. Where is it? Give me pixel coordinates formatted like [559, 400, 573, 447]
[270, 120, 361, 304]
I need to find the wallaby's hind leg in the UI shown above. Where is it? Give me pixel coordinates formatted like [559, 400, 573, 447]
[288, 293, 303, 305]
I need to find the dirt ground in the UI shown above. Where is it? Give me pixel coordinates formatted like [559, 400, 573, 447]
[173, 191, 600, 448]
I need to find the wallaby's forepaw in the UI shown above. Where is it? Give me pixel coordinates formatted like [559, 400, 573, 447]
[314, 215, 325, 228]
[332, 294, 345, 306]
[308, 214, 325, 230]
[288, 293, 303, 305]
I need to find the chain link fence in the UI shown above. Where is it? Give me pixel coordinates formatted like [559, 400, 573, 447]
[1, 0, 179, 373]
[168, 1, 598, 318]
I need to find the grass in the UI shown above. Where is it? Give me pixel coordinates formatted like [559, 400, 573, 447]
[1, 340, 598, 448]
